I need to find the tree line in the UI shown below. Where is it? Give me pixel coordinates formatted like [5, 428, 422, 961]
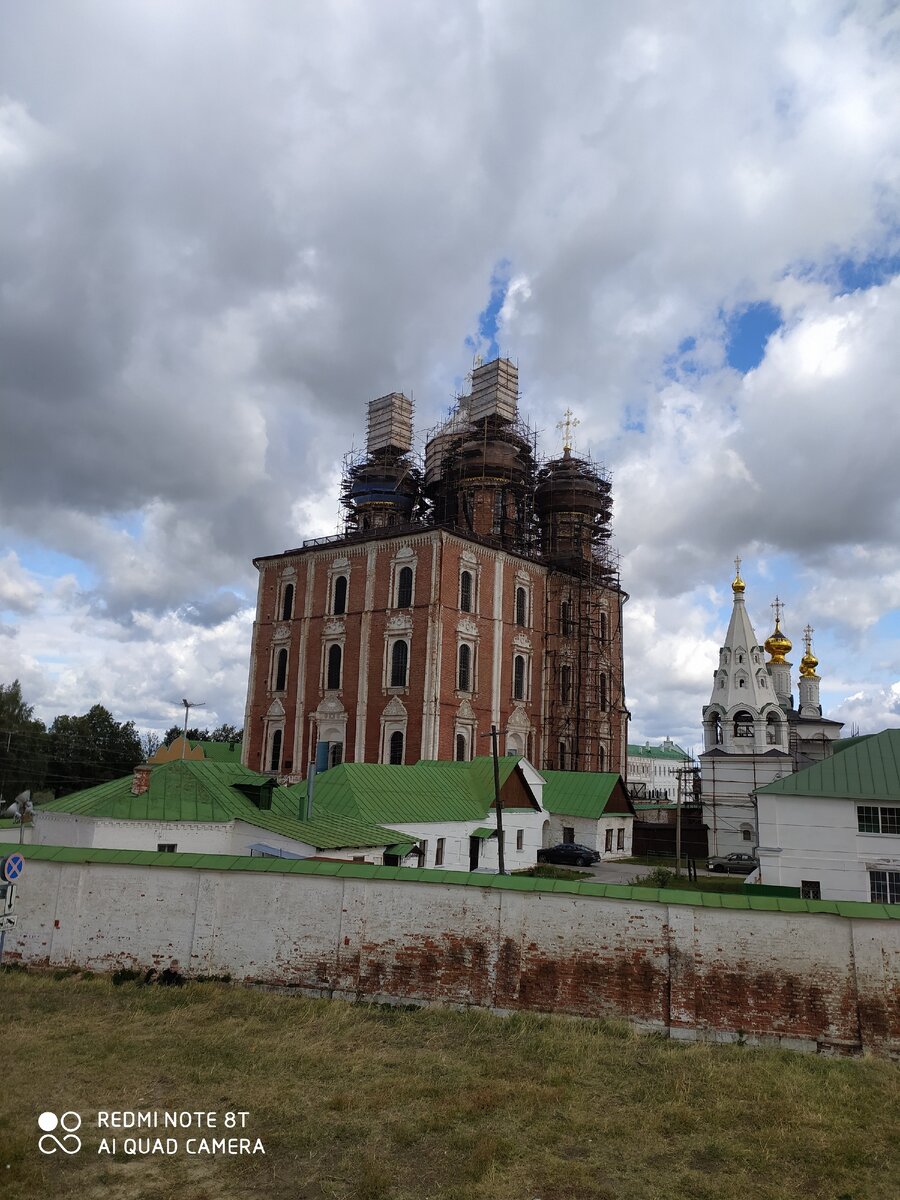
[0, 680, 242, 803]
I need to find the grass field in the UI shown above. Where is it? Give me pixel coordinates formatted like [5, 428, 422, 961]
[2, 967, 898, 1200]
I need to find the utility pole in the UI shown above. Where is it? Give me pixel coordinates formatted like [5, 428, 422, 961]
[674, 766, 683, 876]
[486, 725, 506, 875]
[180, 699, 206, 759]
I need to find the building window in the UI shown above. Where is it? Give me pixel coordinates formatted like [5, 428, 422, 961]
[516, 829, 524, 851]
[281, 583, 294, 621]
[742, 828, 753, 842]
[397, 566, 413, 608]
[800, 881, 821, 900]
[515, 586, 527, 627]
[563, 826, 575, 843]
[157, 843, 177, 853]
[599, 673, 607, 712]
[598, 745, 606, 771]
[333, 575, 348, 615]
[870, 871, 900, 904]
[605, 828, 613, 852]
[858, 805, 900, 835]
[600, 611, 608, 644]
[460, 570, 473, 613]
[455, 732, 467, 761]
[559, 741, 567, 770]
[390, 639, 409, 687]
[513, 654, 526, 701]
[560, 600, 572, 636]
[270, 729, 282, 772]
[389, 730, 404, 764]
[326, 644, 342, 690]
[274, 648, 288, 692]
[435, 837, 445, 866]
[458, 643, 472, 692]
[329, 742, 343, 767]
[560, 665, 572, 704]
[616, 828, 624, 851]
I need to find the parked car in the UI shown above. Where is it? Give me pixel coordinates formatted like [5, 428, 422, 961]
[706, 852, 759, 875]
[537, 843, 601, 867]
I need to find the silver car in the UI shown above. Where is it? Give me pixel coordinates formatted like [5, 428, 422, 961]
[706, 852, 759, 875]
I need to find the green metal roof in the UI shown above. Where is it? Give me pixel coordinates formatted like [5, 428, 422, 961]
[192, 739, 242, 762]
[37, 760, 407, 852]
[540, 771, 620, 819]
[470, 827, 496, 839]
[627, 743, 690, 760]
[4, 840, 898, 919]
[285, 756, 529, 826]
[756, 727, 900, 802]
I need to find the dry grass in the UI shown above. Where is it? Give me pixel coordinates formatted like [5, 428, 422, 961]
[2, 968, 898, 1200]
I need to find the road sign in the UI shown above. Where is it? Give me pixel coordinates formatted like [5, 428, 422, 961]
[2, 853, 24, 883]
[2, 884, 15, 914]
[0, 915, 17, 929]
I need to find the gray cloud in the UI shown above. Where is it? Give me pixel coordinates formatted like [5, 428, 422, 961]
[1, 0, 899, 740]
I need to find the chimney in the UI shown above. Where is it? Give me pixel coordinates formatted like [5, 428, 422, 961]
[131, 764, 152, 795]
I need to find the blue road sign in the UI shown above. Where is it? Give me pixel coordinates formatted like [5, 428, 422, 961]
[2, 853, 24, 883]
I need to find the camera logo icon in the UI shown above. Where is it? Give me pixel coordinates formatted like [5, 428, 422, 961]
[38, 1111, 82, 1155]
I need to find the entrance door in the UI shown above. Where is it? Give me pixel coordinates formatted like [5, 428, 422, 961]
[469, 836, 480, 871]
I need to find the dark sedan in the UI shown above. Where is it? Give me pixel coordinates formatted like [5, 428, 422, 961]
[706, 852, 759, 875]
[537, 843, 601, 867]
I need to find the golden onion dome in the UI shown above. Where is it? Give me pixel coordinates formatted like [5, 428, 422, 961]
[765, 620, 792, 664]
[800, 650, 819, 677]
[732, 573, 745, 595]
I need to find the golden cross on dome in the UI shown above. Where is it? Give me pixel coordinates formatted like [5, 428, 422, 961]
[771, 595, 785, 626]
[557, 408, 579, 452]
[734, 554, 742, 578]
[803, 624, 814, 655]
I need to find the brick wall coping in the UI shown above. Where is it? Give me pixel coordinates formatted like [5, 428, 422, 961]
[5, 842, 898, 920]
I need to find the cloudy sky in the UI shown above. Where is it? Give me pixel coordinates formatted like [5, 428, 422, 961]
[2, 0, 899, 753]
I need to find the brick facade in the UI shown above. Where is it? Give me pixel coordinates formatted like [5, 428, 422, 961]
[243, 527, 627, 777]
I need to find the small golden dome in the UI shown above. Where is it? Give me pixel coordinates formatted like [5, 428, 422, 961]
[800, 651, 819, 677]
[765, 620, 792, 664]
[732, 574, 745, 594]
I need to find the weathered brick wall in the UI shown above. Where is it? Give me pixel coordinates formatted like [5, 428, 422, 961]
[9, 859, 898, 1057]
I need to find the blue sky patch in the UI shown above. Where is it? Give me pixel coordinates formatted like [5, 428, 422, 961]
[465, 260, 511, 363]
[724, 301, 783, 372]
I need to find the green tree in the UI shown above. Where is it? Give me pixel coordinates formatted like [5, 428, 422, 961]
[0, 680, 47, 805]
[47, 705, 143, 797]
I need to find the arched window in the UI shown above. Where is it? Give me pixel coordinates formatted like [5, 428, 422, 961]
[458, 643, 471, 692]
[333, 575, 347, 616]
[390, 640, 408, 687]
[460, 570, 472, 613]
[275, 648, 288, 691]
[269, 728, 282, 772]
[455, 732, 467, 761]
[515, 586, 527, 627]
[397, 566, 413, 608]
[329, 742, 343, 767]
[281, 584, 294, 621]
[733, 710, 754, 739]
[513, 655, 526, 701]
[389, 730, 404, 765]
[598, 744, 606, 771]
[560, 600, 572, 636]
[599, 673, 607, 712]
[560, 665, 571, 704]
[766, 711, 782, 745]
[558, 741, 567, 770]
[600, 612, 608, 644]
[326, 644, 342, 690]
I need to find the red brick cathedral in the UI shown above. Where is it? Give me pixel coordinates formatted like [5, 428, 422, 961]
[243, 358, 627, 778]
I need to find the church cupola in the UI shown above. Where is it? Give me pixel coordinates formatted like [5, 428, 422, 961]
[798, 624, 822, 716]
[765, 596, 793, 707]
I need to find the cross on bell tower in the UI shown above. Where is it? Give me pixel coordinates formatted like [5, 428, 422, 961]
[556, 408, 579, 453]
